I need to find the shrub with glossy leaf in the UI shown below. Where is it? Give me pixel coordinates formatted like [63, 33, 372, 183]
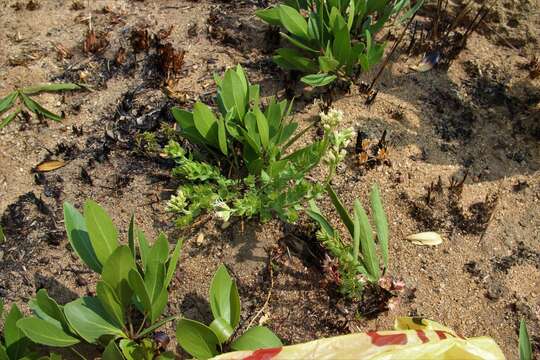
[0, 83, 82, 129]
[256, 0, 423, 87]
[16, 201, 181, 359]
[167, 67, 351, 226]
[308, 183, 389, 298]
[176, 264, 282, 359]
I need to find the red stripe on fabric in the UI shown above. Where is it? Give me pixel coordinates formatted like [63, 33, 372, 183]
[416, 330, 429, 343]
[435, 330, 447, 340]
[367, 332, 408, 346]
[244, 347, 282, 360]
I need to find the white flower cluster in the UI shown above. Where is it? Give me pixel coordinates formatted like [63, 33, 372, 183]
[167, 190, 187, 213]
[213, 198, 232, 222]
[320, 108, 344, 132]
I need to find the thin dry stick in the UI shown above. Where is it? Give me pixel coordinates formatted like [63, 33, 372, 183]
[246, 263, 274, 329]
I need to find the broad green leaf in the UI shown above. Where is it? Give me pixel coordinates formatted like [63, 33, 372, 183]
[128, 270, 152, 314]
[519, 319, 532, 360]
[176, 319, 219, 360]
[318, 54, 339, 73]
[17, 317, 79, 347]
[103, 339, 124, 360]
[326, 185, 354, 236]
[0, 347, 8, 360]
[164, 239, 183, 289]
[301, 73, 337, 87]
[119, 339, 138, 360]
[20, 83, 81, 95]
[228, 69, 247, 120]
[19, 93, 63, 122]
[277, 122, 298, 145]
[209, 317, 234, 344]
[144, 260, 166, 302]
[280, 32, 318, 53]
[96, 281, 125, 328]
[278, 5, 309, 39]
[0, 108, 21, 129]
[64, 297, 126, 344]
[255, 8, 282, 26]
[84, 200, 119, 266]
[235, 65, 248, 96]
[171, 108, 207, 145]
[150, 289, 168, 323]
[147, 232, 169, 266]
[209, 264, 241, 329]
[193, 102, 219, 146]
[307, 13, 320, 41]
[231, 326, 282, 351]
[274, 48, 317, 73]
[370, 184, 388, 268]
[0, 92, 18, 114]
[254, 107, 269, 150]
[30, 289, 70, 332]
[354, 199, 380, 279]
[248, 84, 260, 106]
[101, 246, 135, 308]
[63, 202, 102, 273]
[5, 304, 29, 359]
[128, 214, 136, 258]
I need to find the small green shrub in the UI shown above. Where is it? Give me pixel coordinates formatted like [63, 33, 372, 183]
[167, 66, 353, 226]
[308, 183, 388, 298]
[0, 83, 82, 129]
[16, 201, 182, 358]
[176, 264, 281, 359]
[256, 0, 422, 87]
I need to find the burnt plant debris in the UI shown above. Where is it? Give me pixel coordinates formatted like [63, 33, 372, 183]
[405, 174, 498, 235]
[354, 129, 392, 173]
[492, 242, 540, 273]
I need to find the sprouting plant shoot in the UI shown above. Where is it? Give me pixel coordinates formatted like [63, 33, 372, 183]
[0, 83, 82, 129]
[308, 183, 388, 298]
[519, 319, 532, 360]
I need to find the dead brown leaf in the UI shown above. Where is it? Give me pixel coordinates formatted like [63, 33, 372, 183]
[83, 29, 109, 54]
[130, 27, 150, 53]
[35, 160, 66, 173]
[114, 47, 127, 65]
[157, 43, 185, 75]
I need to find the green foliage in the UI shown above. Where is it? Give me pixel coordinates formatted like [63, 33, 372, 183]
[168, 66, 352, 226]
[519, 319, 532, 360]
[176, 264, 282, 359]
[16, 201, 183, 359]
[0, 83, 82, 129]
[256, 0, 423, 86]
[308, 183, 389, 298]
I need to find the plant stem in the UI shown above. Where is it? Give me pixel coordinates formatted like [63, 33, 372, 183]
[70, 347, 88, 360]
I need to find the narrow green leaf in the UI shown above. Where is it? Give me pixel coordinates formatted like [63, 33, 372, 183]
[64, 297, 126, 344]
[144, 260, 166, 302]
[20, 83, 81, 95]
[19, 93, 63, 122]
[0, 346, 8, 360]
[209, 264, 241, 329]
[231, 326, 282, 351]
[171, 107, 207, 145]
[84, 200, 119, 266]
[137, 315, 177, 338]
[128, 214, 136, 258]
[193, 102, 219, 147]
[63, 202, 102, 273]
[254, 107, 269, 150]
[137, 228, 150, 270]
[164, 238, 183, 289]
[176, 319, 219, 360]
[306, 209, 335, 238]
[326, 185, 354, 236]
[354, 199, 380, 279]
[17, 317, 80, 347]
[128, 270, 152, 314]
[5, 304, 29, 359]
[101, 246, 136, 308]
[96, 281, 125, 328]
[370, 184, 388, 269]
[217, 116, 228, 155]
[301, 73, 337, 87]
[0, 92, 18, 114]
[519, 319, 532, 360]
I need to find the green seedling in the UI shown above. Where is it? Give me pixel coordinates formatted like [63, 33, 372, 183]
[176, 264, 282, 359]
[257, 0, 423, 87]
[0, 83, 82, 129]
[519, 319, 532, 360]
[16, 201, 182, 359]
[308, 183, 388, 298]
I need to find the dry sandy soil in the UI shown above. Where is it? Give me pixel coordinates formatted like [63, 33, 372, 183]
[0, 0, 539, 358]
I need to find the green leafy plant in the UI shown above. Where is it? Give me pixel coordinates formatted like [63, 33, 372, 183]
[256, 0, 423, 86]
[16, 200, 182, 359]
[0, 83, 82, 129]
[308, 183, 388, 298]
[176, 264, 282, 359]
[167, 66, 353, 226]
[519, 319, 532, 360]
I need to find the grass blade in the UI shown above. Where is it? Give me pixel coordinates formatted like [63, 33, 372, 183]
[370, 184, 388, 269]
[0, 91, 18, 114]
[354, 199, 380, 280]
[326, 184, 354, 237]
[20, 83, 81, 95]
[519, 319, 532, 360]
[0, 108, 21, 129]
